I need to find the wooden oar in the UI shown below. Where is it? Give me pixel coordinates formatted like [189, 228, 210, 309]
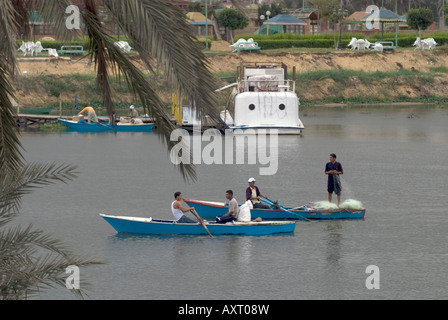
[261, 198, 313, 222]
[96, 121, 113, 130]
[190, 207, 213, 238]
[266, 197, 307, 211]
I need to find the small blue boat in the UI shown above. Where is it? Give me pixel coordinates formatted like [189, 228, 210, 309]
[59, 119, 154, 133]
[100, 214, 296, 236]
[184, 199, 366, 220]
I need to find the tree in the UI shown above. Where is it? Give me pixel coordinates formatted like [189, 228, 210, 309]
[1, 0, 224, 299]
[257, 3, 283, 25]
[407, 7, 434, 38]
[445, 4, 448, 26]
[281, 0, 301, 9]
[216, 8, 248, 43]
[309, 0, 340, 35]
[187, 1, 202, 12]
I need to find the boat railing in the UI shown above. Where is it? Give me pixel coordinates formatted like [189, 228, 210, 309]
[238, 79, 296, 93]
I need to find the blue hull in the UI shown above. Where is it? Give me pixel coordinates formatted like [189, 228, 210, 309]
[100, 214, 296, 236]
[184, 199, 366, 220]
[59, 119, 154, 133]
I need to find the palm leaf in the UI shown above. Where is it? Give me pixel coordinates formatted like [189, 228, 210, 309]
[0, 1, 102, 300]
[78, 0, 206, 182]
[0, 1, 24, 176]
[103, 0, 221, 116]
[0, 224, 101, 300]
[0, 163, 78, 231]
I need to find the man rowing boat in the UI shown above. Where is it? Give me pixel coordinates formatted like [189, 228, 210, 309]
[172, 192, 198, 223]
[246, 177, 270, 209]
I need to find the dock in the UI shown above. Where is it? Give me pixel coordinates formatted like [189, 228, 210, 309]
[170, 116, 227, 134]
[15, 114, 71, 128]
[15, 114, 226, 132]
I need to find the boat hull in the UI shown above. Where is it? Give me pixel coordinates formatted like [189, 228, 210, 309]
[184, 199, 366, 220]
[59, 119, 154, 133]
[229, 126, 303, 135]
[114, 123, 154, 132]
[100, 214, 296, 236]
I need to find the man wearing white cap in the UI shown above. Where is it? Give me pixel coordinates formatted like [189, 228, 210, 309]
[129, 105, 139, 118]
[246, 177, 270, 209]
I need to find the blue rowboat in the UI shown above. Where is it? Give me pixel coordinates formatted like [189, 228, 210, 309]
[59, 119, 154, 133]
[100, 214, 296, 236]
[184, 199, 366, 220]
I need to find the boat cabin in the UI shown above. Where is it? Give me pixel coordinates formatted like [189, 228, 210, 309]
[237, 62, 294, 93]
[227, 62, 304, 134]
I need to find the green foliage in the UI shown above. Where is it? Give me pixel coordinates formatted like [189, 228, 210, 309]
[216, 8, 248, 31]
[236, 31, 448, 49]
[257, 3, 282, 24]
[407, 8, 434, 33]
[187, 1, 201, 12]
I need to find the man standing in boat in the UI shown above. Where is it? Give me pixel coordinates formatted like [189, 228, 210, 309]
[78, 105, 99, 124]
[325, 153, 343, 206]
[246, 178, 270, 209]
[172, 192, 198, 223]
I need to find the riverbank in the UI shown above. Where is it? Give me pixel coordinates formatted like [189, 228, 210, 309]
[13, 45, 448, 110]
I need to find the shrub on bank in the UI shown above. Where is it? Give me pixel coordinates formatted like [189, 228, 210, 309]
[16, 38, 210, 52]
[235, 31, 448, 49]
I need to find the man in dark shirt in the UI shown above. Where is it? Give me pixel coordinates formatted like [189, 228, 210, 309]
[325, 153, 343, 206]
[246, 177, 270, 209]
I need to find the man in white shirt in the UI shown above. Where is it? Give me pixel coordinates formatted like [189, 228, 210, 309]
[171, 192, 197, 223]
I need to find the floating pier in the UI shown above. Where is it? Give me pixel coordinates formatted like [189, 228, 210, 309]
[15, 114, 71, 128]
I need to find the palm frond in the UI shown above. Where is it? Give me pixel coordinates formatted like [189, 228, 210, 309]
[102, 0, 223, 123]
[37, 0, 75, 42]
[78, 0, 198, 182]
[0, 163, 78, 227]
[230, 0, 249, 17]
[0, 224, 102, 300]
[0, 1, 102, 300]
[0, 0, 19, 74]
[0, 1, 24, 177]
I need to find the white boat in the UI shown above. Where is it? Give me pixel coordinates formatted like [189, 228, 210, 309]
[219, 63, 304, 135]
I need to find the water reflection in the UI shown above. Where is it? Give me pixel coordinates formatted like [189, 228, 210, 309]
[304, 106, 448, 142]
[323, 222, 343, 269]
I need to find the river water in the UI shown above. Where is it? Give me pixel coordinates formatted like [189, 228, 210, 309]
[15, 105, 448, 300]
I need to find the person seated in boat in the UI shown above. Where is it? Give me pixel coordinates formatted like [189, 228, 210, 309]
[172, 192, 198, 224]
[246, 177, 270, 209]
[129, 105, 139, 118]
[78, 105, 98, 124]
[216, 190, 239, 224]
[120, 105, 140, 123]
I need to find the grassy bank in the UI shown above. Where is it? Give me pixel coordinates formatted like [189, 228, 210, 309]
[13, 65, 448, 112]
[294, 67, 448, 105]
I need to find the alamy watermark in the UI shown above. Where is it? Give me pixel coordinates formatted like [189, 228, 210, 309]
[170, 126, 279, 176]
[65, 5, 80, 30]
[365, 5, 380, 30]
[66, 265, 80, 290]
[365, 265, 380, 290]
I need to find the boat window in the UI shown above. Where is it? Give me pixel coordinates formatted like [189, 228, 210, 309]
[249, 104, 256, 111]
[279, 104, 286, 110]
